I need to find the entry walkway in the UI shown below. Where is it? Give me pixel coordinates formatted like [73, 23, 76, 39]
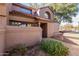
[63, 33, 79, 45]
[63, 33, 79, 56]
[63, 42, 79, 56]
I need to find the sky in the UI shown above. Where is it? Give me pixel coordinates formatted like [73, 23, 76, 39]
[61, 13, 79, 26]
[72, 13, 79, 26]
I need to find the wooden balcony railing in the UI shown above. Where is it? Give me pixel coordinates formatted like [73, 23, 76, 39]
[10, 3, 33, 16]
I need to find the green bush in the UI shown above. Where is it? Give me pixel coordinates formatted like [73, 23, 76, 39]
[7, 44, 27, 56]
[40, 39, 69, 56]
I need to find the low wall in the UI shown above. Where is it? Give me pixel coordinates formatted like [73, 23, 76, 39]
[5, 26, 42, 48]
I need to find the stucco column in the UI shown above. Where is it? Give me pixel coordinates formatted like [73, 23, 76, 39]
[38, 22, 41, 27]
[0, 4, 10, 55]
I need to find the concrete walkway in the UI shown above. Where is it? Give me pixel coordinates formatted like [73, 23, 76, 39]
[62, 33, 79, 56]
[65, 38, 79, 45]
[63, 42, 79, 56]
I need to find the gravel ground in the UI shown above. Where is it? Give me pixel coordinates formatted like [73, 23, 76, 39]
[25, 45, 49, 56]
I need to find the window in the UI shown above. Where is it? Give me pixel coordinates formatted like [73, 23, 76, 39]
[19, 8, 32, 14]
[9, 20, 38, 27]
[44, 12, 50, 19]
[9, 20, 27, 27]
[14, 4, 32, 15]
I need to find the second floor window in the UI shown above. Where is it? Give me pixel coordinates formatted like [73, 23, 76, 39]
[20, 8, 32, 14]
[44, 12, 50, 19]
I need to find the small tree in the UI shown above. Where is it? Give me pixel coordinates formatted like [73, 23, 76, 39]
[49, 3, 78, 24]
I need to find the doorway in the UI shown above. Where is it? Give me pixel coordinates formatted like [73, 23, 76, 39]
[40, 23, 47, 38]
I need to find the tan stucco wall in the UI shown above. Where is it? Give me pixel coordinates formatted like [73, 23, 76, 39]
[0, 16, 7, 27]
[0, 16, 7, 55]
[0, 4, 10, 16]
[5, 26, 42, 48]
[0, 4, 59, 55]
[47, 22, 59, 37]
[0, 4, 9, 55]
[0, 27, 5, 55]
[39, 7, 54, 20]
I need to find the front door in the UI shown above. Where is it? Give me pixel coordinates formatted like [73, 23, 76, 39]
[40, 23, 47, 38]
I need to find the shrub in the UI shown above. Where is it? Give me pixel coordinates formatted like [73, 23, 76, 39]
[7, 44, 27, 56]
[40, 38, 69, 56]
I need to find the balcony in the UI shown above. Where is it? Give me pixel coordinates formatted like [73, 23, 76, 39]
[10, 4, 32, 16]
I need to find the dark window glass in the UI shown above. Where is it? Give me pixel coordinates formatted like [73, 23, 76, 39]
[44, 12, 50, 19]
[9, 20, 38, 27]
[9, 20, 27, 27]
[19, 8, 32, 14]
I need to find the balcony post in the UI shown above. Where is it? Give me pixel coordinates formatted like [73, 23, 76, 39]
[38, 22, 41, 27]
